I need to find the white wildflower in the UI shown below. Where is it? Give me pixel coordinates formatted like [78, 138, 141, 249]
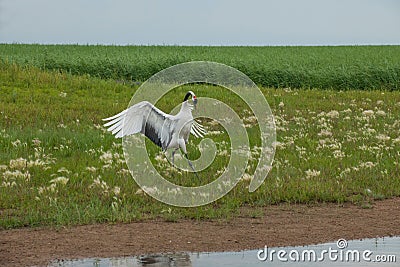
[85, 148, 96, 155]
[4, 181, 17, 187]
[365, 128, 376, 134]
[362, 110, 374, 117]
[90, 176, 109, 193]
[207, 130, 223, 135]
[3, 170, 31, 181]
[11, 139, 21, 147]
[59, 92, 67, 98]
[218, 150, 229, 156]
[326, 110, 339, 119]
[333, 150, 345, 159]
[376, 110, 386, 117]
[112, 142, 122, 149]
[155, 154, 168, 163]
[359, 161, 376, 169]
[57, 167, 71, 174]
[318, 129, 332, 137]
[208, 120, 220, 126]
[319, 138, 327, 146]
[161, 207, 172, 214]
[295, 146, 307, 155]
[9, 158, 27, 169]
[92, 177, 100, 186]
[99, 151, 113, 164]
[117, 169, 130, 176]
[48, 196, 58, 204]
[112, 186, 121, 196]
[376, 134, 390, 142]
[38, 186, 45, 195]
[135, 188, 144, 195]
[102, 164, 112, 169]
[142, 186, 158, 195]
[243, 116, 257, 124]
[27, 159, 46, 168]
[32, 138, 41, 147]
[305, 169, 320, 179]
[242, 173, 253, 181]
[93, 124, 102, 130]
[215, 167, 227, 176]
[49, 176, 69, 185]
[86, 166, 97, 172]
[111, 199, 119, 211]
[272, 141, 285, 149]
[278, 101, 285, 108]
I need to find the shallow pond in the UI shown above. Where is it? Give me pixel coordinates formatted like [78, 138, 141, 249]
[49, 236, 399, 267]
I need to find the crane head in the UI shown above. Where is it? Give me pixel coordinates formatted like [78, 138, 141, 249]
[184, 91, 197, 109]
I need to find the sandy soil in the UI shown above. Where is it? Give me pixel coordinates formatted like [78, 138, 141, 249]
[1, 198, 399, 267]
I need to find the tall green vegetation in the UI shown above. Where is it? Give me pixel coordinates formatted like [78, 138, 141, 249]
[1, 44, 399, 90]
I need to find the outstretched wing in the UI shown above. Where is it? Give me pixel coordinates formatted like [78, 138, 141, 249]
[190, 120, 207, 138]
[103, 101, 175, 150]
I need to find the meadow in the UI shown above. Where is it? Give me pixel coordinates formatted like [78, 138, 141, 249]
[0, 45, 400, 229]
[1, 44, 400, 90]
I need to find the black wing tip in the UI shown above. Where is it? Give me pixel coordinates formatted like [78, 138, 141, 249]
[142, 118, 163, 149]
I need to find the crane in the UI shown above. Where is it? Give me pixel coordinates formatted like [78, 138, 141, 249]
[103, 91, 206, 176]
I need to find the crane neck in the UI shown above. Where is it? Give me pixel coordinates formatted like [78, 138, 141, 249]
[180, 101, 194, 113]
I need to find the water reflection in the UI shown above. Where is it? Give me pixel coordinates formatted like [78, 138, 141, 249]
[139, 253, 191, 266]
[52, 253, 192, 267]
[50, 236, 400, 267]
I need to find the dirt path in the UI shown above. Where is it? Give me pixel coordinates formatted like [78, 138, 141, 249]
[1, 198, 400, 267]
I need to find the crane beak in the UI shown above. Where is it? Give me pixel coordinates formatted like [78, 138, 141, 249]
[193, 98, 198, 110]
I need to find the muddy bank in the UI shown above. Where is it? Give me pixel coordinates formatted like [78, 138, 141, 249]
[1, 198, 399, 267]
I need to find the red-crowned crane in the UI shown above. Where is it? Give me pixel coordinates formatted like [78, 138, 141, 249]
[103, 91, 206, 176]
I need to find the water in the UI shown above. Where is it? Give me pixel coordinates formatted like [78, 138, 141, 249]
[49, 236, 399, 267]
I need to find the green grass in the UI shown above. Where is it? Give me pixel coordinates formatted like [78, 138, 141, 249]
[1, 61, 400, 229]
[1, 44, 400, 90]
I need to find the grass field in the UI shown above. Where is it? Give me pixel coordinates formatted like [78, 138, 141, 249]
[1, 44, 400, 90]
[1, 59, 400, 229]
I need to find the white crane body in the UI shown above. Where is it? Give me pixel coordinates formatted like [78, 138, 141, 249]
[103, 91, 205, 175]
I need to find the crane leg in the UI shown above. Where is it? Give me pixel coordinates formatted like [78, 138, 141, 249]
[171, 148, 179, 166]
[184, 153, 199, 178]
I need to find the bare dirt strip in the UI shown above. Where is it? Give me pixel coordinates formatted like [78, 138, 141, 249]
[1, 198, 399, 267]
